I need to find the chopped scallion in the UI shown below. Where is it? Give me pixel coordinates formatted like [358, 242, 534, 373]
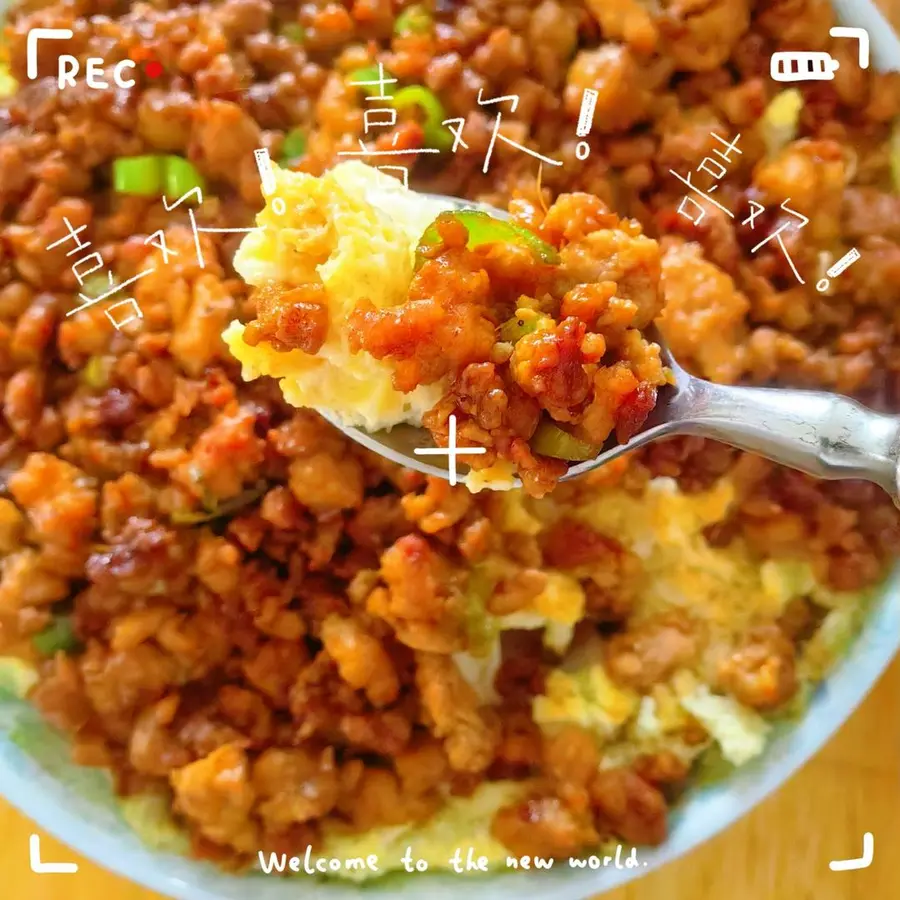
[170, 484, 268, 526]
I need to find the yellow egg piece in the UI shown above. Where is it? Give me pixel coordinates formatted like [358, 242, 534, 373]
[223, 161, 451, 431]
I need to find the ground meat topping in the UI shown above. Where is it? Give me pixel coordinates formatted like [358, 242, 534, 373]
[717, 622, 799, 710]
[604, 612, 701, 691]
[414, 651, 499, 774]
[243, 281, 330, 354]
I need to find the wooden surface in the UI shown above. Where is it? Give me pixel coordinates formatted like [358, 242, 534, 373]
[4, 1, 900, 897]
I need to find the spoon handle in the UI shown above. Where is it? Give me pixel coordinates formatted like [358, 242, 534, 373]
[673, 379, 900, 502]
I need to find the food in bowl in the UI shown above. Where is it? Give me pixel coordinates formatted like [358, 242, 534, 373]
[1, 0, 899, 886]
[225, 160, 669, 496]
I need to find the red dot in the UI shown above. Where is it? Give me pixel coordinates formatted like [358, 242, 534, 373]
[144, 60, 163, 79]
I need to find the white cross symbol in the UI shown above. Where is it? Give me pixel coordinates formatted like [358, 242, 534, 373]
[414, 414, 486, 486]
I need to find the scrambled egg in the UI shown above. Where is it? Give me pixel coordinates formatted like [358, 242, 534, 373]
[534, 663, 639, 739]
[571, 477, 829, 634]
[223, 162, 450, 431]
[466, 461, 519, 493]
[525, 476, 870, 769]
[498, 572, 586, 654]
[677, 680, 770, 766]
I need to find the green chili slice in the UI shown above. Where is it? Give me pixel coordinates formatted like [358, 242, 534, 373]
[415, 210, 560, 271]
[113, 155, 203, 199]
[392, 84, 452, 151]
[530, 421, 598, 461]
[32, 616, 81, 657]
[113, 155, 165, 196]
[164, 156, 205, 198]
[170, 484, 268, 526]
[280, 127, 307, 165]
[498, 309, 548, 343]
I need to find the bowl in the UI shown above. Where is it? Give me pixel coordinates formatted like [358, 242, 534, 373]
[1, 2, 899, 898]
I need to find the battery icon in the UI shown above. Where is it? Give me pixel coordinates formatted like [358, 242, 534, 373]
[770, 51, 840, 82]
[576, 89, 599, 137]
[254, 148, 277, 195]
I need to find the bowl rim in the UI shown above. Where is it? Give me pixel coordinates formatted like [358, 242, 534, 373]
[2, 1, 900, 898]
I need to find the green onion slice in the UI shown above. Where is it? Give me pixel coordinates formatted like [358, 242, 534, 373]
[80, 273, 116, 299]
[498, 310, 548, 343]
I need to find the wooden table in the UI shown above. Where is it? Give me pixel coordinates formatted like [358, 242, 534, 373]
[5, 0, 900, 896]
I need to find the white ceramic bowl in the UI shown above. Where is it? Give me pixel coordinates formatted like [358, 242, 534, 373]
[1, 2, 899, 898]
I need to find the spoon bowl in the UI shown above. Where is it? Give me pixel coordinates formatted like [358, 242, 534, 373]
[326, 194, 900, 504]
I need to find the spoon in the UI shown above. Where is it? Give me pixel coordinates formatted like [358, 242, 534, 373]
[323, 196, 900, 504]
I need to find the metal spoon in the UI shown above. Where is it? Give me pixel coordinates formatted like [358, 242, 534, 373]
[323, 196, 900, 503]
